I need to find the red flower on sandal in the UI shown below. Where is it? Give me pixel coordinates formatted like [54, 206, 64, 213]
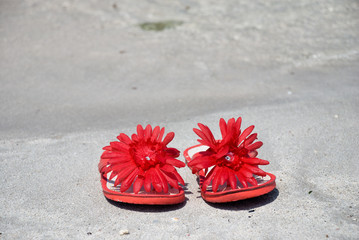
[187, 117, 270, 193]
[98, 124, 186, 204]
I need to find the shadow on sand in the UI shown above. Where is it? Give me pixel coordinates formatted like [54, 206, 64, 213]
[205, 188, 279, 211]
[106, 198, 187, 212]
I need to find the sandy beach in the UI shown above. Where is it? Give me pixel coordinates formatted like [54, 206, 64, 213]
[1, 0, 358, 239]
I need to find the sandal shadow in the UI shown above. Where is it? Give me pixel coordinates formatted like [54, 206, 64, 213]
[204, 188, 279, 210]
[106, 198, 187, 212]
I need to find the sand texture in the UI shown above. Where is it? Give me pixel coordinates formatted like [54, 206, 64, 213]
[1, 0, 359, 239]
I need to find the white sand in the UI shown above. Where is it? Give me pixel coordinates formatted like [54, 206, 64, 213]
[1, 0, 358, 239]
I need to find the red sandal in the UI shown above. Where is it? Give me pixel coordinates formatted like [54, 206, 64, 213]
[184, 117, 276, 203]
[98, 124, 186, 205]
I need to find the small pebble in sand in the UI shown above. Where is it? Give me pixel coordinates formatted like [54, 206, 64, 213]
[334, 114, 339, 118]
[287, 90, 292, 95]
[172, 217, 179, 221]
[120, 229, 129, 235]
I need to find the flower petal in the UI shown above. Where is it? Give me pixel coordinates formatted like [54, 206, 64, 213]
[188, 156, 214, 173]
[109, 170, 118, 180]
[235, 171, 248, 188]
[198, 123, 216, 146]
[101, 151, 122, 159]
[193, 128, 210, 144]
[214, 145, 229, 158]
[107, 161, 134, 170]
[233, 118, 242, 139]
[162, 132, 175, 146]
[144, 170, 153, 192]
[106, 155, 132, 164]
[220, 119, 235, 147]
[117, 133, 132, 145]
[120, 168, 139, 192]
[194, 124, 216, 148]
[197, 139, 214, 148]
[241, 157, 269, 165]
[226, 118, 235, 134]
[161, 170, 180, 189]
[114, 166, 136, 185]
[137, 124, 144, 140]
[102, 146, 112, 151]
[212, 167, 223, 192]
[201, 167, 217, 191]
[137, 124, 145, 140]
[131, 134, 139, 142]
[246, 141, 263, 151]
[151, 169, 163, 193]
[166, 158, 186, 168]
[248, 177, 258, 186]
[228, 169, 237, 189]
[235, 117, 242, 132]
[151, 126, 160, 142]
[248, 150, 258, 158]
[155, 166, 168, 193]
[144, 124, 152, 141]
[219, 118, 227, 138]
[219, 167, 229, 186]
[110, 141, 131, 152]
[238, 125, 255, 145]
[243, 164, 267, 176]
[239, 167, 253, 178]
[114, 175, 122, 187]
[102, 160, 134, 175]
[172, 170, 185, 186]
[161, 164, 176, 173]
[165, 148, 180, 158]
[193, 128, 216, 149]
[98, 158, 108, 172]
[157, 127, 165, 142]
[133, 176, 144, 194]
[244, 133, 257, 146]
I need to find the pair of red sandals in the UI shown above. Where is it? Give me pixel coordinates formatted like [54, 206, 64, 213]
[98, 117, 276, 205]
